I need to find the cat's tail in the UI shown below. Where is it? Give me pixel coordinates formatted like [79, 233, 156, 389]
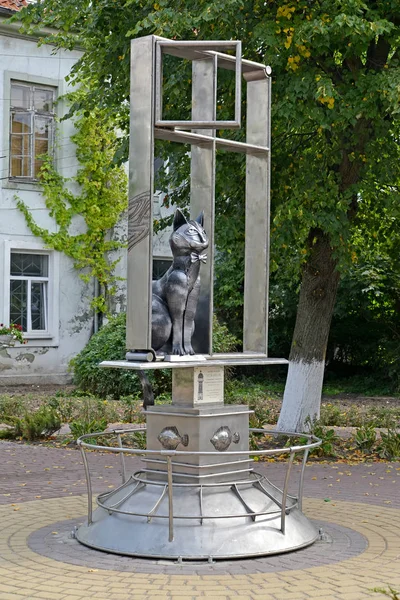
[137, 371, 154, 410]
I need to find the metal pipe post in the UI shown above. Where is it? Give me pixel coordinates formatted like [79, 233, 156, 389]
[167, 455, 174, 542]
[280, 451, 295, 534]
[80, 446, 93, 525]
[116, 433, 127, 483]
[298, 448, 309, 511]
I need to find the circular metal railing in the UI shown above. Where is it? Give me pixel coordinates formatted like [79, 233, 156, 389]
[77, 427, 321, 540]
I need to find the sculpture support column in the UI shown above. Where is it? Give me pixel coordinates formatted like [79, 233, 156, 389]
[190, 58, 216, 354]
[127, 36, 155, 350]
[244, 76, 271, 353]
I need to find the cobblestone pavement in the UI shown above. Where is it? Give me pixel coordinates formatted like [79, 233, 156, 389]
[0, 441, 399, 600]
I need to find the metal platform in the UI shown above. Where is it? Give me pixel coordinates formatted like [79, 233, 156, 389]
[100, 355, 289, 371]
[76, 428, 321, 560]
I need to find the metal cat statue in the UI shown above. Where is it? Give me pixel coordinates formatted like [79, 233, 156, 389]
[138, 208, 208, 408]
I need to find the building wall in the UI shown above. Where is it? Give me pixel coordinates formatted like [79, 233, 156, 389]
[0, 28, 98, 384]
[0, 23, 174, 385]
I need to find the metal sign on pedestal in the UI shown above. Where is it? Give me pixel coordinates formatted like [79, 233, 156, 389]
[76, 36, 321, 560]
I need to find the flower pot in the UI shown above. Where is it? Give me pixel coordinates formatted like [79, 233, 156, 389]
[0, 335, 14, 347]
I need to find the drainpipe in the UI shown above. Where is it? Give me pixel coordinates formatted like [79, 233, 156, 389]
[93, 278, 100, 334]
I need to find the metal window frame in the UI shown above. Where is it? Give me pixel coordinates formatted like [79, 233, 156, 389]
[127, 36, 272, 356]
[155, 39, 242, 129]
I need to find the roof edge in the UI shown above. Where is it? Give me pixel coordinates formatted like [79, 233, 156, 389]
[0, 12, 84, 50]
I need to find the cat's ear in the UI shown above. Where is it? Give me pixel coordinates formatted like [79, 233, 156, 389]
[173, 208, 187, 231]
[195, 211, 204, 227]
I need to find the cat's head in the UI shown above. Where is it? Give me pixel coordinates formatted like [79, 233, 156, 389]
[169, 209, 209, 256]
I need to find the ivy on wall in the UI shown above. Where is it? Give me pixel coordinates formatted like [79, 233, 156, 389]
[15, 108, 128, 315]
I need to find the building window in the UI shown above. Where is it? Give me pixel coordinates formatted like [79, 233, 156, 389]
[10, 252, 49, 333]
[153, 258, 172, 279]
[10, 81, 55, 180]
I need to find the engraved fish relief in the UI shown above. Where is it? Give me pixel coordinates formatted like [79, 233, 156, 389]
[210, 426, 240, 452]
[158, 426, 189, 450]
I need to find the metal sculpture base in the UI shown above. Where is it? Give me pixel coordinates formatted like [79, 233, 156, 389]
[76, 472, 318, 559]
[76, 360, 321, 560]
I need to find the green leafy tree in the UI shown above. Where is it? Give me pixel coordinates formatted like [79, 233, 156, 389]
[16, 107, 128, 315]
[13, 0, 400, 430]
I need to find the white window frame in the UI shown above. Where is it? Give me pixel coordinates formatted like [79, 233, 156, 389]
[2, 71, 64, 192]
[3, 241, 59, 345]
[9, 80, 56, 182]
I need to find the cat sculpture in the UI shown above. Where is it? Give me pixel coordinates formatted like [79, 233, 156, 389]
[138, 208, 208, 409]
[152, 208, 208, 355]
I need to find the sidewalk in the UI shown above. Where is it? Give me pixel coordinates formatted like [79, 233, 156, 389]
[0, 441, 399, 600]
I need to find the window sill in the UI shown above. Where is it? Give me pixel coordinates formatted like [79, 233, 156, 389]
[2, 179, 40, 192]
[16, 335, 59, 348]
[24, 333, 59, 347]
[24, 332, 53, 339]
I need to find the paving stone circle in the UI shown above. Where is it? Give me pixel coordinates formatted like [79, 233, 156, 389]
[28, 517, 367, 576]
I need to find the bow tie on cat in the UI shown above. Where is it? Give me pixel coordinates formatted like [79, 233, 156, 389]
[190, 252, 207, 264]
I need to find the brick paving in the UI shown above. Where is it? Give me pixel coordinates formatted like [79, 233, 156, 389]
[28, 518, 367, 575]
[0, 440, 400, 599]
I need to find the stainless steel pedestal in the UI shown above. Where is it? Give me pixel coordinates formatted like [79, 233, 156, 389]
[76, 471, 318, 559]
[76, 419, 321, 560]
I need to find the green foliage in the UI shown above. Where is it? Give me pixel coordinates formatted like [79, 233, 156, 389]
[0, 395, 25, 421]
[377, 429, 400, 460]
[212, 314, 238, 353]
[71, 312, 239, 399]
[11, 0, 400, 408]
[354, 424, 377, 452]
[328, 256, 400, 390]
[70, 313, 144, 398]
[119, 395, 145, 423]
[0, 406, 61, 441]
[69, 417, 108, 442]
[302, 417, 340, 457]
[15, 108, 128, 314]
[373, 587, 400, 600]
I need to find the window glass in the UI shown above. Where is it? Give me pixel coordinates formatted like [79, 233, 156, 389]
[11, 84, 30, 109]
[11, 112, 32, 134]
[31, 282, 47, 330]
[10, 157, 30, 178]
[10, 82, 55, 180]
[10, 253, 49, 333]
[34, 88, 54, 112]
[153, 259, 172, 279]
[10, 253, 49, 277]
[10, 280, 28, 331]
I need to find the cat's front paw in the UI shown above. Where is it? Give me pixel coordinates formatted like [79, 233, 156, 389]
[172, 344, 185, 356]
[184, 345, 195, 355]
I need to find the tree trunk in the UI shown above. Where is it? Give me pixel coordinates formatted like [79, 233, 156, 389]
[277, 229, 340, 432]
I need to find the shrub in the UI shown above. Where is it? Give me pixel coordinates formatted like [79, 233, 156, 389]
[354, 424, 377, 452]
[302, 418, 340, 457]
[71, 312, 239, 399]
[0, 395, 25, 421]
[377, 429, 400, 460]
[320, 403, 343, 426]
[0, 406, 61, 441]
[69, 417, 108, 442]
[212, 314, 238, 353]
[70, 313, 144, 399]
[119, 394, 145, 423]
